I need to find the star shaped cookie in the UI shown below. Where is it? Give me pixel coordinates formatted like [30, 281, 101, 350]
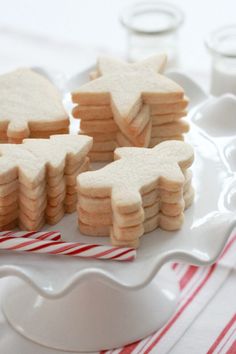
[72, 69, 184, 125]
[90, 54, 167, 79]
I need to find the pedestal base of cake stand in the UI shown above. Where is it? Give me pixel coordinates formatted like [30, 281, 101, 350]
[2, 264, 179, 352]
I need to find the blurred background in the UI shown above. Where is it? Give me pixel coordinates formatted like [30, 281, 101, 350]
[0, 0, 235, 90]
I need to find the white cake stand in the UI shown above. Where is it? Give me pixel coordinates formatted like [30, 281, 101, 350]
[1, 71, 236, 352]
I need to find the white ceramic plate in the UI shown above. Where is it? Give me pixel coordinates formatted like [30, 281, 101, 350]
[0, 68, 235, 352]
[0, 68, 234, 296]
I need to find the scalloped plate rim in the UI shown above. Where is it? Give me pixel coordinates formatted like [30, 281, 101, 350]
[0, 222, 235, 298]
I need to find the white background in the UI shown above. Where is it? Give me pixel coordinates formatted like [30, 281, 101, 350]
[0, 0, 235, 86]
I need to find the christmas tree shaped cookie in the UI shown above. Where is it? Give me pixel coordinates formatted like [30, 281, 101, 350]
[0, 135, 92, 230]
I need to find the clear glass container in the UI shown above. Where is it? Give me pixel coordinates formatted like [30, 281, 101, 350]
[120, 1, 184, 67]
[205, 25, 236, 96]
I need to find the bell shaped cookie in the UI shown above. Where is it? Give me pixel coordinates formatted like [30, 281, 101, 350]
[0, 68, 69, 141]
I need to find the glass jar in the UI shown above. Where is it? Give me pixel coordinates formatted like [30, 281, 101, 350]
[205, 25, 236, 96]
[120, 1, 184, 67]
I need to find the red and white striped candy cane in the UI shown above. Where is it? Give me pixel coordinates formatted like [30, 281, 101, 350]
[0, 231, 61, 241]
[0, 237, 136, 261]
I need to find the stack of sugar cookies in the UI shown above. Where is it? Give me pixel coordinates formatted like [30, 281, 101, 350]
[77, 140, 194, 248]
[0, 135, 92, 231]
[0, 68, 69, 143]
[76, 105, 118, 162]
[72, 55, 189, 161]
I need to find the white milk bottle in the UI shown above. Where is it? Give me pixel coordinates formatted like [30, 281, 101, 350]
[206, 26, 236, 96]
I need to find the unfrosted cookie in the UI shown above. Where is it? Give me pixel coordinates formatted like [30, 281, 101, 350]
[116, 131, 133, 147]
[92, 140, 117, 152]
[30, 128, 69, 138]
[0, 135, 92, 230]
[95, 54, 167, 77]
[72, 70, 184, 123]
[149, 135, 184, 147]
[72, 55, 189, 161]
[151, 120, 189, 137]
[77, 141, 194, 246]
[65, 158, 90, 185]
[127, 105, 150, 136]
[78, 141, 193, 202]
[0, 68, 69, 141]
[77, 179, 192, 214]
[150, 96, 189, 115]
[117, 119, 152, 147]
[80, 119, 118, 133]
[152, 111, 187, 125]
[79, 130, 117, 142]
[88, 151, 114, 162]
[64, 203, 76, 213]
[72, 105, 113, 120]
[48, 191, 66, 207]
[0, 180, 18, 197]
[77, 182, 192, 229]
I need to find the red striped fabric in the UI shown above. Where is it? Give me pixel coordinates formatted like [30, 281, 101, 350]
[116, 265, 206, 354]
[143, 265, 217, 353]
[227, 340, 236, 354]
[107, 263, 201, 354]
[207, 315, 236, 354]
[142, 236, 236, 353]
[179, 265, 198, 290]
[101, 234, 236, 354]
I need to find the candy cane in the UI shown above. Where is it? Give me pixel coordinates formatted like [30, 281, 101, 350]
[0, 236, 136, 261]
[0, 231, 61, 241]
